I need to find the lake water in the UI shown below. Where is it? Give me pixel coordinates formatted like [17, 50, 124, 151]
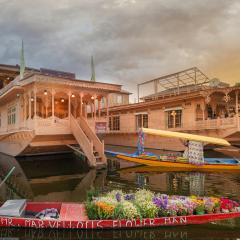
[0, 147, 240, 240]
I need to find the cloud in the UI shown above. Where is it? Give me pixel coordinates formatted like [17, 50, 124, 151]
[0, 0, 240, 100]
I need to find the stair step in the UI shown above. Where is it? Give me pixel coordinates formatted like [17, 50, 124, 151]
[96, 162, 107, 170]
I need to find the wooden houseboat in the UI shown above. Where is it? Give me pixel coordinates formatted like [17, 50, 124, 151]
[0, 64, 130, 167]
[101, 67, 240, 152]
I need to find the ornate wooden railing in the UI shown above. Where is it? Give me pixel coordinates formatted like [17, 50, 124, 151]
[70, 115, 96, 167]
[195, 117, 236, 130]
[78, 116, 106, 164]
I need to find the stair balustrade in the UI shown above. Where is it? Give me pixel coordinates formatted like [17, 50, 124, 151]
[70, 115, 96, 167]
[78, 115, 107, 163]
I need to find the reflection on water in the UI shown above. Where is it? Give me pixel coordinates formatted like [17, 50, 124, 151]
[0, 224, 240, 240]
[0, 151, 240, 239]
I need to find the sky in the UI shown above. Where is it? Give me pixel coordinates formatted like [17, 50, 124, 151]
[1, 0, 240, 101]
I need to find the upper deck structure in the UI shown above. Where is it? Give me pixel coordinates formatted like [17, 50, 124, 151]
[0, 64, 130, 167]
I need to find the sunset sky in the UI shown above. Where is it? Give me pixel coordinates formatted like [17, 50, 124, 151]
[1, 0, 240, 99]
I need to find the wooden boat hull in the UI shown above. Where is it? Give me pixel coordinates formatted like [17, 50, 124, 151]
[117, 154, 240, 172]
[0, 203, 240, 229]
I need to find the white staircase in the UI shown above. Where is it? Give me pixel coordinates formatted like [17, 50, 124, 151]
[70, 115, 107, 167]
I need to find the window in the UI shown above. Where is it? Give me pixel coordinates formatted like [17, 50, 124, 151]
[196, 104, 203, 121]
[8, 106, 16, 125]
[109, 116, 120, 131]
[166, 110, 182, 128]
[136, 114, 148, 130]
[117, 95, 122, 104]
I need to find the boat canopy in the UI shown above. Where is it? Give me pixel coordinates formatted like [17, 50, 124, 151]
[141, 128, 231, 147]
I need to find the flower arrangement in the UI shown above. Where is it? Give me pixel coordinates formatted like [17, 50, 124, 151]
[113, 201, 141, 219]
[135, 199, 158, 218]
[135, 189, 154, 202]
[85, 189, 240, 220]
[220, 198, 240, 213]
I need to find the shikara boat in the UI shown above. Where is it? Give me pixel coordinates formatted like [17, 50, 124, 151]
[118, 164, 240, 174]
[0, 200, 240, 229]
[116, 154, 240, 171]
[107, 128, 240, 171]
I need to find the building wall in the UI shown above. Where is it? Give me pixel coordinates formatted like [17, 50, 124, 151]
[108, 93, 129, 107]
[0, 97, 20, 134]
[120, 113, 136, 132]
[148, 109, 165, 129]
[103, 97, 214, 150]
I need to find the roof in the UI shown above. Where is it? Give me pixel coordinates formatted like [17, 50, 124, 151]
[119, 89, 132, 95]
[0, 64, 39, 72]
[138, 67, 209, 100]
[0, 63, 124, 91]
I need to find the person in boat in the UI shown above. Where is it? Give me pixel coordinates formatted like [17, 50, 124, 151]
[183, 140, 204, 165]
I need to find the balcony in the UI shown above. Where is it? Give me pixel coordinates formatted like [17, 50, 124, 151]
[195, 117, 237, 130]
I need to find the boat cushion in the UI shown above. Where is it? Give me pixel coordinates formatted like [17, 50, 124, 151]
[0, 199, 26, 217]
[59, 203, 88, 221]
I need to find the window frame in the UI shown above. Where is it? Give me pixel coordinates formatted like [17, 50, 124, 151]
[135, 113, 148, 130]
[7, 105, 16, 125]
[109, 115, 120, 131]
[166, 109, 182, 128]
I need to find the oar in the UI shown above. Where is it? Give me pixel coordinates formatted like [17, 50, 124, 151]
[0, 166, 16, 188]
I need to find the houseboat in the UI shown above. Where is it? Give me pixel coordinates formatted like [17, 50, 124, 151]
[102, 67, 240, 152]
[0, 64, 130, 167]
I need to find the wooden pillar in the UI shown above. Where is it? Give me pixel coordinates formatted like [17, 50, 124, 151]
[80, 94, 83, 116]
[68, 93, 71, 119]
[106, 95, 109, 118]
[236, 91, 239, 128]
[52, 89, 55, 123]
[202, 100, 205, 121]
[28, 93, 31, 119]
[98, 98, 101, 118]
[85, 103, 87, 118]
[45, 96, 48, 118]
[91, 102, 93, 118]
[34, 91, 37, 118]
[94, 97, 96, 120]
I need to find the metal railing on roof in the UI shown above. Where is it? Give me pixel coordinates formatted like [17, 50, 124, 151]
[137, 67, 209, 102]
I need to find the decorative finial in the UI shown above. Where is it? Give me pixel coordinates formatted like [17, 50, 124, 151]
[20, 40, 26, 80]
[91, 56, 95, 82]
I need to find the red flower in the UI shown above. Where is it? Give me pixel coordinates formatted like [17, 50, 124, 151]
[220, 198, 239, 211]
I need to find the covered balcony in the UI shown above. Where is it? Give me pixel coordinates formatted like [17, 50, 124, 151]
[23, 87, 109, 135]
[195, 88, 240, 131]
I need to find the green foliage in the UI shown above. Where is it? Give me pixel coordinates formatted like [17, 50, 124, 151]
[195, 204, 205, 214]
[86, 201, 99, 220]
[113, 201, 141, 220]
[235, 82, 240, 87]
[135, 189, 154, 202]
[135, 200, 158, 218]
[87, 188, 100, 202]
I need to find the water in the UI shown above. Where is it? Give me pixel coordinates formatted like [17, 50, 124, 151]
[0, 148, 240, 240]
